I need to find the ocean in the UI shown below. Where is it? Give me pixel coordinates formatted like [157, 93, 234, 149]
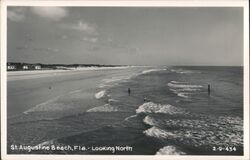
[7, 66, 243, 155]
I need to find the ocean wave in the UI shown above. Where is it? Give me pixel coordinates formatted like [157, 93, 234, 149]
[136, 102, 186, 115]
[170, 69, 198, 74]
[95, 90, 106, 99]
[99, 74, 136, 89]
[142, 68, 166, 74]
[36, 139, 55, 147]
[69, 89, 82, 94]
[170, 81, 187, 84]
[24, 96, 64, 113]
[143, 115, 243, 147]
[108, 99, 119, 103]
[177, 92, 189, 98]
[124, 114, 137, 121]
[143, 115, 159, 126]
[168, 81, 202, 98]
[144, 126, 177, 139]
[168, 82, 203, 89]
[86, 104, 119, 112]
[102, 75, 132, 83]
[156, 146, 186, 155]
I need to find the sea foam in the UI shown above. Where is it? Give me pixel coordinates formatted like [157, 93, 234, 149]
[168, 81, 202, 98]
[143, 115, 243, 147]
[168, 82, 203, 88]
[136, 102, 185, 115]
[142, 68, 166, 74]
[95, 90, 106, 99]
[156, 146, 186, 155]
[170, 69, 197, 74]
[87, 104, 119, 112]
[144, 126, 177, 139]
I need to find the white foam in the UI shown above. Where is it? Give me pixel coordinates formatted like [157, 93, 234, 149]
[124, 114, 137, 121]
[136, 102, 185, 114]
[156, 146, 186, 155]
[95, 90, 106, 99]
[108, 99, 119, 102]
[36, 139, 54, 147]
[143, 115, 156, 126]
[168, 81, 202, 98]
[170, 81, 188, 84]
[170, 69, 196, 74]
[142, 68, 166, 74]
[69, 89, 82, 94]
[143, 116, 243, 147]
[102, 75, 131, 83]
[177, 92, 189, 98]
[144, 126, 177, 139]
[99, 74, 135, 89]
[87, 104, 119, 112]
[168, 82, 203, 89]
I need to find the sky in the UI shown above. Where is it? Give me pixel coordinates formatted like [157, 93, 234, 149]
[7, 7, 243, 66]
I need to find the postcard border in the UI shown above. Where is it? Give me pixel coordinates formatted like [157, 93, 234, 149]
[1, 1, 249, 160]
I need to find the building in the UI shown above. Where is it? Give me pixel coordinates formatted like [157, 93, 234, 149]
[34, 65, 41, 70]
[7, 64, 16, 70]
[22, 65, 29, 70]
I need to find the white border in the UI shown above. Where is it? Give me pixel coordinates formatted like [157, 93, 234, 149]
[1, 1, 249, 160]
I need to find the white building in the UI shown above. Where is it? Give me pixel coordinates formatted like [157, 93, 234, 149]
[23, 65, 29, 70]
[7, 65, 16, 70]
[34, 65, 41, 70]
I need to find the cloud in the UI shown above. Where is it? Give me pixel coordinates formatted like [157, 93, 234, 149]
[30, 7, 68, 21]
[62, 20, 98, 35]
[61, 35, 68, 39]
[82, 37, 98, 43]
[7, 8, 26, 22]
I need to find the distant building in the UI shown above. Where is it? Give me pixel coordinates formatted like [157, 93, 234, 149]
[23, 65, 29, 70]
[7, 64, 16, 70]
[34, 65, 41, 70]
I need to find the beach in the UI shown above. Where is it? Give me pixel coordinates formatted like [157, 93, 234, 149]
[7, 66, 243, 155]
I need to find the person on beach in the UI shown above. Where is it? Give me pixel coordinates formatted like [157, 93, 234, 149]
[128, 88, 131, 95]
[208, 84, 211, 95]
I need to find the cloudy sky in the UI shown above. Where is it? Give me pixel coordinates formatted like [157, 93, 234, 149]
[7, 7, 243, 66]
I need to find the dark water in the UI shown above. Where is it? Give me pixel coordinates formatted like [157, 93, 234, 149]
[7, 66, 243, 155]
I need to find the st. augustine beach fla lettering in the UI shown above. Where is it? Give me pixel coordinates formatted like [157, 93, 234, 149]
[10, 144, 133, 153]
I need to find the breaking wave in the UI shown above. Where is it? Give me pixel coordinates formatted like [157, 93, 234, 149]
[168, 81, 203, 89]
[95, 90, 106, 99]
[142, 68, 167, 74]
[168, 81, 203, 98]
[143, 114, 243, 148]
[156, 146, 186, 155]
[136, 102, 186, 115]
[108, 99, 119, 103]
[86, 104, 119, 112]
[124, 114, 137, 121]
[99, 74, 138, 89]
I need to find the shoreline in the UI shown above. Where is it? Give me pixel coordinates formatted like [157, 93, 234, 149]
[7, 66, 139, 81]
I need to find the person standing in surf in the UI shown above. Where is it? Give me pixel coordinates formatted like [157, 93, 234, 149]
[208, 84, 211, 95]
[128, 88, 131, 95]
